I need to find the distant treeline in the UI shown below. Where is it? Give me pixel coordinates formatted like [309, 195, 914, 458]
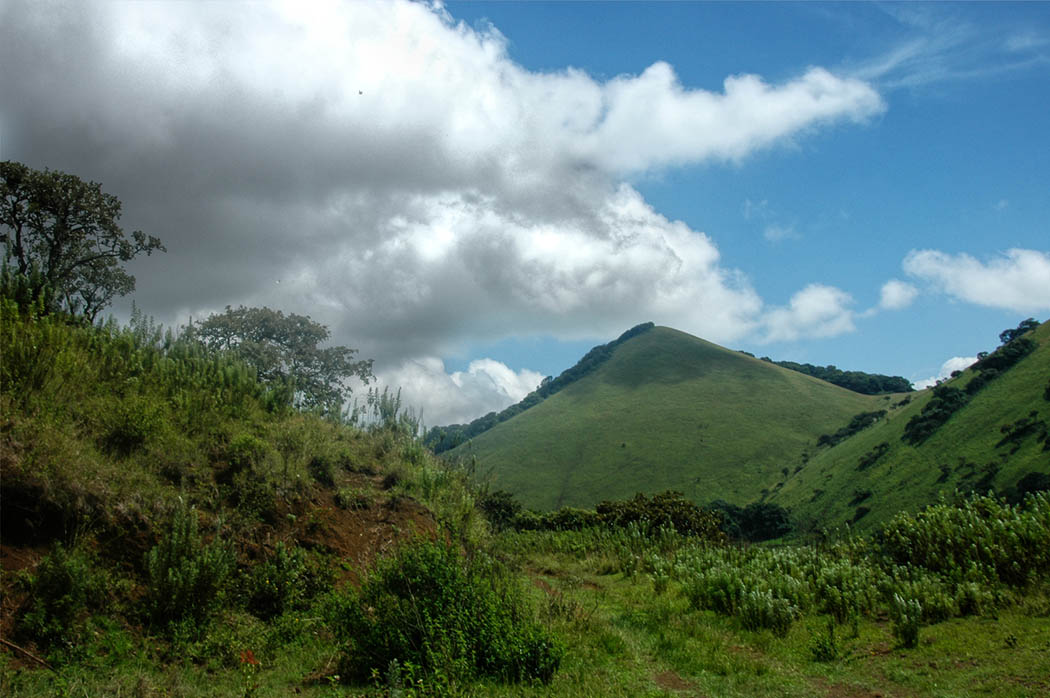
[425, 322, 655, 453]
[479, 489, 792, 543]
[755, 358, 913, 395]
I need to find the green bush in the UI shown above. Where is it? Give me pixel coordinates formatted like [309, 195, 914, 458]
[328, 540, 563, 684]
[683, 563, 746, 615]
[145, 501, 235, 634]
[902, 385, 967, 445]
[224, 433, 270, 475]
[101, 394, 163, 456]
[876, 493, 1050, 588]
[890, 593, 922, 648]
[739, 589, 797, 637]
[245, 542, 307, 620]
[810, 619, 839, 662]
[818, 410, 886, 447]
[335, 486, 371, 510]
[307, 454, 335, 486]
[478, 490, 522, 532]
[17, 544, 104, 652]
[597, 491, 725, 541]
[814, 558, 878, 626]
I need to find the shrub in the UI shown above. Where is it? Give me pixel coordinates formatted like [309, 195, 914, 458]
[683, 564, 746, 615]
[335, 486, 371, 510]
[857, 442, 890, 471]
[478, 490, 522, 532]
[328, 540, 563, 684]
[307, 454, 335, 486]
[102, 395, 163, 456]
[818, 410, 886, 447]
[245, 542, 307, 620]
[890, 593, 922, 648]
[875, 493, 1050, 588]
[17, 544, 103, 652]
[597, 491, 725, 541]
[739, 589, 797, 637]
[223, 433, 270, 476]
[145, 501, 235, 634]
[810, 619, 839, 662]
[814, 558, 878, 626]
[902, 385, 968, 445]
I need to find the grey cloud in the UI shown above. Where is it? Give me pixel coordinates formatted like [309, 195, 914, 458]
[3, 0, 884, 388]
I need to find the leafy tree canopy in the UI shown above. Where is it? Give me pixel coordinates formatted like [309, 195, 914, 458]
[999, 318, 1040, 345]
[759, 358, 912, 395]
[184, 305, 373, 413]
[1, 160, 164, 321]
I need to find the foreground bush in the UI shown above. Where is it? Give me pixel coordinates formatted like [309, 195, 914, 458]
[328, 540, 563, 685]
[145, 501, 235, 635]
[875, 492, 1050, 587]
[16, 544, 106, 654]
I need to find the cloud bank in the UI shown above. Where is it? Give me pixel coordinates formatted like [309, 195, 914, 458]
[1, 0, 888, 423]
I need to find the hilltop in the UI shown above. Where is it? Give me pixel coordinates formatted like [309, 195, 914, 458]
[449, 326, 895, 510]
[448, 320, 1048, 531]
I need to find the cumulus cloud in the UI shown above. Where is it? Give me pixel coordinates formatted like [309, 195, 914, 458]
[0, 0, 886, 419]
[879, 279, 919, 310]
[903, 249, 1050, 313]
[759, 284, 856, 343]
[374, 357, 543, 427]
[914, 356, 977, 390]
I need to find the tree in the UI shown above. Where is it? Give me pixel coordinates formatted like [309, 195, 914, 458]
[184, 305, 373, 412]
[1, 161, 164, 321]
[999, 318, 1040, 345]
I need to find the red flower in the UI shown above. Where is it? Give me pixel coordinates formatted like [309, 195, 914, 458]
[240, 649, 259, 666]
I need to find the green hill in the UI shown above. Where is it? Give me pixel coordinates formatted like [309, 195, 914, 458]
[772, 318, 1050, 534]
[451, 326, 890, 510]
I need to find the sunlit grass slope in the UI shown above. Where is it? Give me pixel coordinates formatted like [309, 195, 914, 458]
[453, 326, 885, 511]
[772, 319, 1050, 533]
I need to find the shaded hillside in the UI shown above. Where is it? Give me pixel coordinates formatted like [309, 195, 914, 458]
[771, 318, 1050, 533]
[450, 326, 889, 510]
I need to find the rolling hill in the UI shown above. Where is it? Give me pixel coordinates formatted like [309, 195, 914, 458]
[450, 326, 896, 510]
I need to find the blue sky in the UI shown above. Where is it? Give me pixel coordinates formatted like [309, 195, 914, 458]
[443, 1, 1050, 385]
[3, 1, 1048, 425]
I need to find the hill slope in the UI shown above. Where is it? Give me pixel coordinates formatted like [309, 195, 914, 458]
[452, 326, 889, 510]
[772, 319, 1050, 533]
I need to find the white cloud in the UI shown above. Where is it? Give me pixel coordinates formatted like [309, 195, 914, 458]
[879, 279, 919, 310]
[760, 284, 856, 343]
[579, 63, 884, 173]
[1, 0, 888, 421]
[914, 356, 977, 390]
[903, 248, 1050, 313]
[374, 357, 543, 427]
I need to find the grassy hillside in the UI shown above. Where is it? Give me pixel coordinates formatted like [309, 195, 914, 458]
[4, 301, 1049, 697]
[1, 299, 565, 692]
[451, 326, 889, 510]
[772, 319, 1050, 534]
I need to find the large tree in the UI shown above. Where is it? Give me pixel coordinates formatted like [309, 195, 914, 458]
[1, 161, 164, 321]
[185, 305, 373, 412]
